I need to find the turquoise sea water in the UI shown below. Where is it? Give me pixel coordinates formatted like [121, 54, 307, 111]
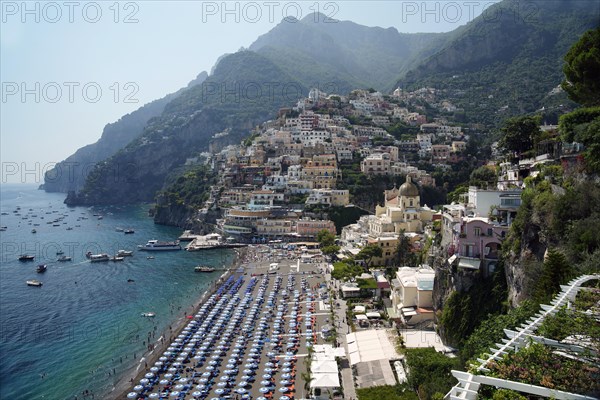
[0, 184, 234, 400]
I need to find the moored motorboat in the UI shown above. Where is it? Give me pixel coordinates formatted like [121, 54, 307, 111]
[27, 280, 43, 287]
[141, 312, 155, 317]
[19, 255, 35, 261]
[124, 229, 135, 234]
[36, 264, 47, 273]
[117, 250, 133, 257]
[57, 255, 72, 262]
[88, 253, 110, 262]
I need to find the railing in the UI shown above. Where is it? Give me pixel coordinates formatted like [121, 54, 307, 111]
[445, 273, 600, 400]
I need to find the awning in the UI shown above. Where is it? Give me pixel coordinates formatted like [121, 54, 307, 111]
[458, 257, 481, 270]
[353, 305, 366, 313]
[366, 312, 381, 319]
[356, 314, 368, 321]
[447, 254, 457, 265]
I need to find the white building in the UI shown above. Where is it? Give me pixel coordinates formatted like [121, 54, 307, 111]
[390, 266, 435, 325]
[467, 186, 522, 218]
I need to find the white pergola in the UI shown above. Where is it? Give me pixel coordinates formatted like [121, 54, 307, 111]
[446, 273, 600, 400]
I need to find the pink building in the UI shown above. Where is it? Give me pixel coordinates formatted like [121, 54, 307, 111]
[296, 219, 336, 238]
[449, 217, 508, 275]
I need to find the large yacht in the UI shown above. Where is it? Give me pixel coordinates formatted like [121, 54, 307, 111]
[138, 240, 182, 251]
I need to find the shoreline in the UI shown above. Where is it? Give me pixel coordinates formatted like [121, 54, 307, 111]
[107, 247, 247, 400]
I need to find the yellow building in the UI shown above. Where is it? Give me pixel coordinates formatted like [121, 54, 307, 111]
[371, 176, 434, 234]
[366, 236, 399, 266]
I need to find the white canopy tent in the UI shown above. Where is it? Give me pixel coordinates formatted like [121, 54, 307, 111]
[346, 330, 401, 365]
[310, 373, 340, 388]
[312, 360, 338, 374]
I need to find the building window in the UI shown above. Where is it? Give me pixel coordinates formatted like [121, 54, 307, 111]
[474, 227, 481, 236]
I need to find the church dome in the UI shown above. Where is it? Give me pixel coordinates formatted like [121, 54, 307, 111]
[399, 176, 419, 197]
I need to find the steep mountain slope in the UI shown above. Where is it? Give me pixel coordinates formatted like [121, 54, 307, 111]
[64, 51, 307, 205]
[396, 0, 599, 126]
[58, 1, 598, 206]
[63, 14, 447, 206]
[250, 13, 444, 92]
[42, 72, 208, 193]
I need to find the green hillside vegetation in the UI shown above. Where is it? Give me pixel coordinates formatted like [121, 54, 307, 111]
[356, 385, 418, 400]
[440, 266, 512, 348]
[437, 27, 600, 397]
[67, 51, 310, 205]
[488, 342, 599, 396]
[397, 0, 598, 127]
[157, 165, 216, 209]
[250, 13, 444, 92]
[405, 348, 460, 399]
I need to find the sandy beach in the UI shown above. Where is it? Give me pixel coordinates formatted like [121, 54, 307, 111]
[108, 248, 247, 400]
[111, 243, 332, 400]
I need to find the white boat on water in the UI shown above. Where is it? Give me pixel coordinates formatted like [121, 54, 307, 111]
[138, 240, 181, 251]
[195, 265, 216, 272]
[117, 250, 133, 257]
[141, 312, 155, 317]
[88, 253, 110, 262]
[27, 280, 43, 287]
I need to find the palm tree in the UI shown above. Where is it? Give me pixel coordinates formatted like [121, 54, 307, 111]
[300, 371, 314, 398]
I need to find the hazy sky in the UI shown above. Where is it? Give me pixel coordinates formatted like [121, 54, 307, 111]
[1, 0, 499, 184]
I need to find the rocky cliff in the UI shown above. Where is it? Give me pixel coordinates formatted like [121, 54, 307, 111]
[65, 51, 297, 206]
[43, 72, 208, 193]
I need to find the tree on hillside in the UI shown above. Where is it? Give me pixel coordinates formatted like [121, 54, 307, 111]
[317, 229, 339, 257]
[357, 244, 382, 268]
[561, 27, 600, 107]
[533, 249, 571, 304]
[321, 244, 340, 257]
[470, 165, 497, 188]
[558, 28, 600, 173]
[394, 232, 417, 268]
[447, 185, 469, 204]
[317, 229, 335, 247]
[405, 348, 459, 399]
[498, 115, 542, 157]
